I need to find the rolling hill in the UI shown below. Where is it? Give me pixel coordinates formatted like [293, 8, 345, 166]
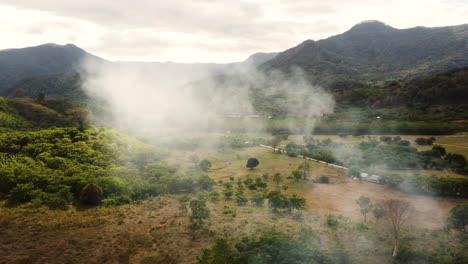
[260, 21, 468, 88]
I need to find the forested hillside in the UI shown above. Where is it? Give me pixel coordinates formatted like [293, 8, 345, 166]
[260, 21, 468, 88]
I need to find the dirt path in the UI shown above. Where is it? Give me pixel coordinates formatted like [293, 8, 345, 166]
[434, 143, 468, 149]
[259, 144, 349, 170]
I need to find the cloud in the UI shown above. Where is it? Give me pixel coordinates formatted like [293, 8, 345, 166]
[0, 0, 466, 62]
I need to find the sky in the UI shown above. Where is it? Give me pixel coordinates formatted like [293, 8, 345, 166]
[0, 0, 467, 63]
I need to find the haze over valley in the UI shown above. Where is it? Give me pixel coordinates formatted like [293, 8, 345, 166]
[0, 2, 467, 263]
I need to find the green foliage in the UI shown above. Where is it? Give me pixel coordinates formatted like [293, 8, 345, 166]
[80, 184, 103, 206]
[197, 238, 236, 264]
[326, 215, 339, 228]
[266, 190, 306, 214]
[198, 229, 329, 264]
[199, 160, 212, 172]
[251, 193, 265, 207]
[273, 173, 282, 185]
[380, 173, 468, 198]
[246, 157, 259, 169]
[291, 169, 303, 181]
[285, 138, 467, 174]
[356, 196, 373, 221]
[415, 137, 435, 145]
[0, 127, 215, 208]
[223, 189, 234, 200]
[446, 203, 468, 232]
[235, 193, 248, 206]
[190, 199, 210, 226]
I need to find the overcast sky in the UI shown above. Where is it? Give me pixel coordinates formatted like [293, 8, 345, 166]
[0, 0, 466, 63]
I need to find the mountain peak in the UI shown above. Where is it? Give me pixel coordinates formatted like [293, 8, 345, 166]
[347, 20, 394, 33]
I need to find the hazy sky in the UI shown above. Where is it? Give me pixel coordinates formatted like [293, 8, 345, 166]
[0, 0, 466, 63]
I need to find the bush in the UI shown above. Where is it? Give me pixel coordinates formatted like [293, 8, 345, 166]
[80, 184, 103, 206]
[10, 183, 36, 203]
[199, 160, 212, 172]
[415, 137, 435, 145]
[326, 214, 339, 228]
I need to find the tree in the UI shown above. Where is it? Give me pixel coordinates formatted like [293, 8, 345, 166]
[178, 194, 191, 212]
[80, 184, 103, 206]
[251, 193, 265, 207]
[382, 199, 412, 257]
[190, 199, 210, 226]
[199, 160, 212, 172]
[197, 238, 236, 264]
[372, 206, 387, 223]
[246, 158, 259, 170]
[447, 203, 468, 233]
[356, 196, 373, 221]
[223, 189, 234, 200]
[235, 193, 248, 206]
[298, 161, 311, 180]
[292, 169, 302, 181]
[66, 107, 91, 131]
[266, 190, 289, 213]
[432, 145, 446, 157]
[36, 91, 46, 104]
[288, 195, 306, 213]
[270, 136, 282, 152]
[273, 173, 282, 185]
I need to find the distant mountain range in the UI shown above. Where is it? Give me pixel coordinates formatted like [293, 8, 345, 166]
[0, 43, 278, 96]
[1, 20, 467, 115]
[261, 20, 468, 88]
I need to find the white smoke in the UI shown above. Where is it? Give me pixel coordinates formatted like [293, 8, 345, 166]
[80, 57, 335, 140]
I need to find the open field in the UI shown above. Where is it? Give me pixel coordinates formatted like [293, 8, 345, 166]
[168, 146, 467, 229]
[1, 145, 467, 264]
[285, 134, 468, 158]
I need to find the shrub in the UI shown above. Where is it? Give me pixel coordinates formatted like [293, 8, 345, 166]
[199, 160, 212, 172]
[80, 184, 103, 206]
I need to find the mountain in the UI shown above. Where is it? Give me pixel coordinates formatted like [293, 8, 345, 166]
[0, 43, 104, 93]
[0, 43, 277, 97]
[260, 21, 468, 88]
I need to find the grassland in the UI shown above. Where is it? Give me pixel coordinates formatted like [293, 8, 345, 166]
[1, 143, 467, 263]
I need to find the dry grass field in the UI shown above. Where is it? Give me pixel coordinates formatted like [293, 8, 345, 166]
[1, 144, 466, 264]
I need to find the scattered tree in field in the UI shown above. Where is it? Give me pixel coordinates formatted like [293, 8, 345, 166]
[349, 167, 360, 179]
[273, 173, 282, 185]
[178, 194, 191, 212]
[372, 205, 387, 223]
[223, 189, 234, 200]
[190, 199, 210, 227]
[382, 199, 413, 257]
[199, 160, 212, 172]
[66, 107, 91, 131]
[356, 196, 374, 221]
[246, 158, 259, 170]
[298, 161, 311, 180]
[197, 237, 236, 264]
[36, 91, 46, 104]
[235, 193, 248, 206]
[270, 136, 282, 151]
[251, 193, 265, 207]
[432, 145, 446, 157]
[446, 203, 468, 233]
[380, 136, 392, 143]
[266, 190, 289, 213]
[288, 195, 306, 213]
[292, 169, 303, 181]
[415, 137, 435, 145]
[80, 184, 103, 206]
[262, 173, 269, 181]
